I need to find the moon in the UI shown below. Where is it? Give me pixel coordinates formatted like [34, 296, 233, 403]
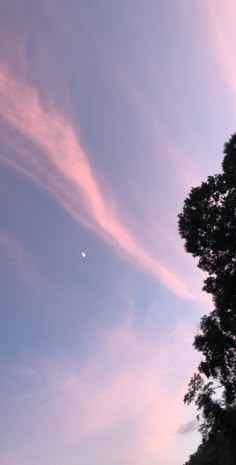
[81, 252, 86, 258]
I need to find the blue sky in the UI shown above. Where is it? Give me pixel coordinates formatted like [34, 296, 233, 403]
[0, 1, 235, 464]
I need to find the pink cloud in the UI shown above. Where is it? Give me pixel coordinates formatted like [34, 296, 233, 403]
[5, 318, 199, 465]
[201, 1, 236, 111]
[54, 7, 201, 191]
[0, 231, 41, 290]
[0, 62, 206, 305]
[114, 69, 202, 189]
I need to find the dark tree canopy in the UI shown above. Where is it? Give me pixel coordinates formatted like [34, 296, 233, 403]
[183, 425, 236, 465]
[178, 134, 236, 464]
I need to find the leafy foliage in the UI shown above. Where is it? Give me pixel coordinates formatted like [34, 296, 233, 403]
[178, 134, 236, 463]
[184, 425, 236, 465]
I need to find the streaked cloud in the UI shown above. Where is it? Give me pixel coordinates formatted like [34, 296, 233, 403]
[1, 318, 198, 465]
[201, 0, 236, 111]
[177, 420, 198, 435]
[0, 62, 205, 305]
[0, 231, 41, 289]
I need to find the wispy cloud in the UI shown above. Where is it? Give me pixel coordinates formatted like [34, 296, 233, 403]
[177, 420, 198, 435]
[0, 62, 205, 305]
[202, 0, 236, 112]
[2, 318, 198, 465]
[0, 231, 41, 289]
[51, 0, 202, 191]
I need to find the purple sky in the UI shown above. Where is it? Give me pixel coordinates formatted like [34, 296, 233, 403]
[0, 1, 235, 464]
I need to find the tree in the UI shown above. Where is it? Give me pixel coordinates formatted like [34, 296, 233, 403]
[183, 428, 236, 465]
[178, 134, 236, 463]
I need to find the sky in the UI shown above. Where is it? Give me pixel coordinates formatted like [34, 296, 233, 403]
[0, 1, 236, 464]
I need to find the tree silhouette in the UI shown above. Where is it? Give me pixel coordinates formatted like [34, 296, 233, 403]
[178, 134, 236, 464]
